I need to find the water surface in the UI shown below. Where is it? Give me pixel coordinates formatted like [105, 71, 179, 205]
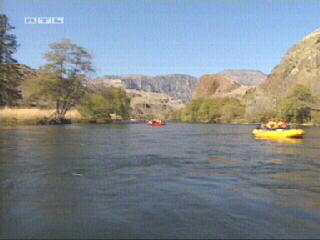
[0, 123, 319, 238]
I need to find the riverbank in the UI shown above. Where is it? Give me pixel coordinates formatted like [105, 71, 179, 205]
[170, 119, 320, 127]
[1, 108, 319, 127]
[0, 108, 82, 125]
[0, 108, 144, 125]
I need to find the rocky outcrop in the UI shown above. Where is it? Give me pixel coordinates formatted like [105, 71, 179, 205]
[193, 74, 250, 99]
[89, 80, 185, 120]
[126, 90, 185, 120]
[217, 70, 267, 87]
[245, 30, 320, 116]
[97, 74, 199, 103]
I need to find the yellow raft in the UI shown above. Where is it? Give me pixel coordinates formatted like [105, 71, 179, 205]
[252, 129, 305, 139]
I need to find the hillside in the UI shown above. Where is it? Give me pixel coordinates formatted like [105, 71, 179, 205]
[245, 30, 320, 116]
[193, 74, 250, 99]
[11, 64, 37, 105]
[217, 70, 267, 87]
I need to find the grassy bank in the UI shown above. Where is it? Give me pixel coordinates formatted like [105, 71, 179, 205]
[0, 108, 82, 125]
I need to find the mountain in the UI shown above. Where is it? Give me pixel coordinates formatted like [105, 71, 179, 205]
[217, 70, 267, 87]
[245, 30, 320, 116]
[193, 74, 250, 99]
[96, 74, 199, 103]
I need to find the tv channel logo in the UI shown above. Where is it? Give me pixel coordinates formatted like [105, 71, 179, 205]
[25, 17, 64, 24]
[24, 17, 37, 24]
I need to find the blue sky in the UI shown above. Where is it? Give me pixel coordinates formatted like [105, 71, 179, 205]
[3, 0, 320, 77]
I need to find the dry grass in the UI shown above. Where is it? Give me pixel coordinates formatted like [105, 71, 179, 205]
[65, 110, 82, 121]
[0, 108, 82, 124]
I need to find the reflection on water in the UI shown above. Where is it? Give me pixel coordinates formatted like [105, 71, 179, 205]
[0, 123, 320, 238]
[255, 137, 304, 145]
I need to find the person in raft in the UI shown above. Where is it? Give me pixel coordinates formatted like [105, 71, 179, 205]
[258, 119, 289, 130]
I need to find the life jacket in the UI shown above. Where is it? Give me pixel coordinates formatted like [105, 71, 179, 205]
[278, 120, 288, 129]
[266, 121, 277, 130]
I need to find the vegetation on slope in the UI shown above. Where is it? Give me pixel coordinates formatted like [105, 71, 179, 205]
[171, 97, 246, 124]
[248, 85, 319, 124]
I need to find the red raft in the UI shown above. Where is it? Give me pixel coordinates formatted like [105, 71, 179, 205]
[147, 120, 166, 127]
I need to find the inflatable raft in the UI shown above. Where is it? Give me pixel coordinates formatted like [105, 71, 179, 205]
[252, 129, 305, 139]
[147, 120, 166, 127]
[147, 122, 166, 127]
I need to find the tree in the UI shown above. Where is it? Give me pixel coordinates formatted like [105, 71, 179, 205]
[280, 85, 315, 123]
[173, 97, 245, 123]
[219, 98, 245, 123]
[79, 93, 112, 123]
[0, 14, 22, 106]
[28, 39, 94, 122]
[79, 87, 131, 123]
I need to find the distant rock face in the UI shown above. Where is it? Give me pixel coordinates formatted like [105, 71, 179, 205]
[88, 80, 185, 120]
[98, 74, 199, 103]
[217, 70, 267, 87]
[193, 75, 250, 99]
[126, 90, 185, 120]
[245, 30, 320, 116]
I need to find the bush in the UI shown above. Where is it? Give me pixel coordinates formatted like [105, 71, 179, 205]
[311, 111, 320, 125]
[79, 93, 112, 123]
[254, 110, 279, 123]
[280, 85, 315, 123]
[174, 97, 245, 123]
[78, 87, 131, 123]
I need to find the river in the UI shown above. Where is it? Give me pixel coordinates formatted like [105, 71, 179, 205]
[0, 123, 319, 238]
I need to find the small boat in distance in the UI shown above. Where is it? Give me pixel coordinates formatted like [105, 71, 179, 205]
[147, 119, 166, 127]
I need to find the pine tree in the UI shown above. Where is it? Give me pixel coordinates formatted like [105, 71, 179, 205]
[0, 14, 22, 106]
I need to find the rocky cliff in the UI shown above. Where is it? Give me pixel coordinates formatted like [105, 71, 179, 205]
[193, 74, 250, 99]
[126, 90, 185, 120]
[245, 30, 320, 116]
[98, 74, 199, 103]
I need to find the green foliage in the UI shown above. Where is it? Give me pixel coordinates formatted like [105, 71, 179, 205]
[104, 88, 131, 119]
[311, 111, 320, 125]
[174, 97, 245, 123]
[27, 39, 94, 121]
[0, 15, 21, 106]
[219, 98, 246, 123]
[79, 87, 131, 123]
[254, 109, 279, 123]
[280, 85, 315, 123]
[79, 93, 112, 123]
[0, 15, 18, 64]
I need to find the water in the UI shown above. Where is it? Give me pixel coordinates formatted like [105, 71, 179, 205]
[0, 123, 319, 239]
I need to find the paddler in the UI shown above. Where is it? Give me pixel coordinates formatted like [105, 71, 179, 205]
[266, 119, 278, 130]
[278, 120, 289, 129]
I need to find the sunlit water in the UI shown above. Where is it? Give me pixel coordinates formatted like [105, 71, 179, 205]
[0, 123, 319, 239]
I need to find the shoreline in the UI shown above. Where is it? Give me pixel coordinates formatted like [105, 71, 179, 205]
[1, 108, 319, 127]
